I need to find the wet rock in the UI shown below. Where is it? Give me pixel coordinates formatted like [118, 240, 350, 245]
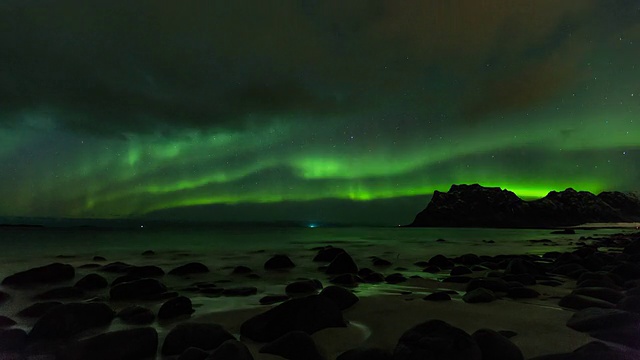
[158, 296, 194, 320]
[326, 252, 358, 274]
[313, 246, 345, 262]
[330, 274, 361, 286]
[463, 288, 496, 303]
[169, 262, 209, 276]
[260, 295, 290, 305]
[450, 266, 472, 276]
[566, 307, 640, 332]
[142, 250, 155, 256]
[363, 272, 385, 283]
[231, 265, 252, 274]
[472, 329, 523, 360]
[127, 265, 164, 278]
[117, 305, 155, 325]
[385, 273, 407, 284]
[559, 294, 616, 310]
[178, 347, 209, 360]
[529, 341, 640, 360]
[505, 258, 544, 277]
[572, 287, 624, 304]
[507, 287, 540, 299]
[0, 291, 10, 305]
[502, 274, 536, 286]
[111, 274, 140, 286]
[618, 295, 640, 313]
[74, 273, 108, 290]
[0, 316, 16, 327]
[428, 254, 454, 269]
[320, 285, 359, 310]
[56, 327, 157, 360]
[29, 302, 115, 341]
[337, 347, 392, 360]
[110, 278, 168, 300]
[539, 280, 563, 287]
[442, 276, 472, 283]
[92, 256, 106, 261]
[498, 330, 518, 338]
[454, 254, 481, 266]
[423, 292, 452, 301]
[371, 256, 392, 267]
[394, 319, 481, 360]
[99, 261, 134, 273]
[222, 287, 258, 296]
[467, 278, 509, 293]
[285, 279, 323, 295]
[209, 339, 254, 360]
[161, 323, 235, 355]
[35, 286, 84, 300]
[0, 329, 27, 352]
[422, 265, 441, 273]
[2, 263, 74, 286]
[260, 331, 323, 360]
[264, 254, 295, 270]
[240, 295, 346, 342]
[17, 301, 62, 318]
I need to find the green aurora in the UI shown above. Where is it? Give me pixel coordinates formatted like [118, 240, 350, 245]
[0, 1, 638, 224]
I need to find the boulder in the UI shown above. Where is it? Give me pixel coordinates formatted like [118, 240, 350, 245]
[572, 287, 624, 304]
[618, 295, 640, 313]
[35, 286, 84, 300]
[0, 329, 27, 352]
[117, 305, 155, 325]
[0, 316, 16, 327]
[158, 296, 194, 320]
[313, 246, 345, 262]
[559, 294, 616, 310]
[326, 252, 358, 274]
[56, 327, 157, 360]
[2, 263, 74, 286]
[169, 262, 209, 276]
[566, 308, 640, 333]
[208, 339, 254, 360]
[472, 329, 524, 360]
[337, 347, 392, 360]
[260, 295, 290, 305]
[394, 319, 481, 360]
[428, 255, 454, 269]
[240, 295, 346, 342]
[29, 303, 115, 341]
[467, 278, 509, 293]
[178, 347, 209, 360]
[0, 291, 9, 305]
[17, 301, 62, 318]
[463, 288, 496, 303]
[161, 323, 235, 355]
[320, 286, 359, 310]
[264, 255, 295, 270]
[285, 279, 322, 295]
[330, 274, 361, 286]
[260, 331, 323, 360]
[506, 287, 540, 299]
[450, 266, 472, 276]
[74, 273, 108, 290]
[110, 278, 168, 300]
[423, 292, 452, 301]
[222, 287, 258, 297]
[385, 273, 407, 284]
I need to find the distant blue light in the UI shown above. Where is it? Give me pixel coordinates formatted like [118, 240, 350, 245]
[308, 224, 317, 228]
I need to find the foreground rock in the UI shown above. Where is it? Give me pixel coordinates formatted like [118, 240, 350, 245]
[264, 255, 295, 270]
[394, 320, 481, 360]
[240, 295, 346, 342]
[566, 307, 640, 349]
[110, 278, 168, 300]
[162, 323, 235, 355]
[57, 327, 157, 360]
[29, 303, 115, 341]
[337, 347, 392, 360]
[472, 329, 523, 360]
[209, 339, 254, 360]
[530, 341, 639, 360]
[2, 263, 74, 286]
[260, 331, 323, 360]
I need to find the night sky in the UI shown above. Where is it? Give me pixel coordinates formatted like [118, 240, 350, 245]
[1, 1, 639, 225]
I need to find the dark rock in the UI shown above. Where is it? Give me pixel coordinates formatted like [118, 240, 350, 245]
[450, 266, 472, 276]
[117, 305, 155, 324]
[0, 291, 9, 305]
[463, 288, 496, 303]
[231, 266, 252, 274]
[260, 295, 291, 305]
[35, 286, 84, 300]
[363, 272, 386, 283]
[240, 295, 346, 342]
[624, 240, 640, 255]
[92, 256, 106, 261]
[142, 250, 155, 256]
[529, 341, 639, 360]
[466, 278, 509, 292]
[572, 287, 624, 303]
[77, 263, 101, 269]
[127, 265, 164, 278]
[385, 273, 407, 284]
[507, 287, 540, 299]
[264, 255, 295, 270]
[394, 319, 481, 360]
[423, 292, 452, 301]
[17, 301, 62, 318]
[2, 263, 74, 286]
[161, 323, 235, 355]
[326, 252, 358, 274]
[472, 328, 524, 360]
[502, 274, 536, 286]
[442, 276, 472, 284]
[0, 329, 27, 352]
[566, 307, 640, 332]
[74, 273, 108, 290]
[505, 258, 544, 277]
[99, 261, 134, 273]
[498, 330, 518, 338]
[618, 295, 640, 313]
[56, 327, 157, 360]
[422, 265, 441, 273]
[454, 254, 481, 266]
[110, 278, 168, 300]
[111, 274, 141, 286]
[539, 280, 563, 287]
[337, 347, 392, 360]
[559, 294, 616, 310]
[330, 274, 360, 286]
[222, 287, 258, 296]
[313, 246, 345, 262]
[169, 262, 209, 276]
[0, 316, 16, 327]
[428, 255, 454, 269]
[286, 279, 322, 295]
[178, 347, 209, 360]
[158, 296, 194, 320]
[577, 278, 619, 289]
[320, 285, 359, 310]
[29, 302, 115, 340]
[551, 229, 575, 234]
[208, 339, 254, 360]
[611, 263, 640, 281]
[260, 331, 323, 360]
[371, 256, 392, 267]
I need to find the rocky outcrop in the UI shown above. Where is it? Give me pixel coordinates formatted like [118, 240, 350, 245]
[410, 184, 640, 228]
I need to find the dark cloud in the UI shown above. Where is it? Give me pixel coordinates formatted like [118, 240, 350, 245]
[0, 0, 636, 136]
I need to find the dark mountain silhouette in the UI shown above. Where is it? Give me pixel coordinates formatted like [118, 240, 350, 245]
[410, 184, 640, 228]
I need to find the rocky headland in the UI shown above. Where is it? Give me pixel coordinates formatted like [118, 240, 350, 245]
[410, 184, 640, 228]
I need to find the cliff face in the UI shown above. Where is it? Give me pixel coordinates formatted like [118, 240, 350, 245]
[410, 184, 640, 228]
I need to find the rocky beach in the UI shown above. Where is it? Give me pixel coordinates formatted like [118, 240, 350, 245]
[1, 227, 640, 360]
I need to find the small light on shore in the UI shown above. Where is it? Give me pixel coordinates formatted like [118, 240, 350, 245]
[140, 225, 144, 228]
[308, 224, 317, 228]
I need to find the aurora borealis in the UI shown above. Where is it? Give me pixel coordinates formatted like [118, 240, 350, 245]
[0, 1, 638, 224]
